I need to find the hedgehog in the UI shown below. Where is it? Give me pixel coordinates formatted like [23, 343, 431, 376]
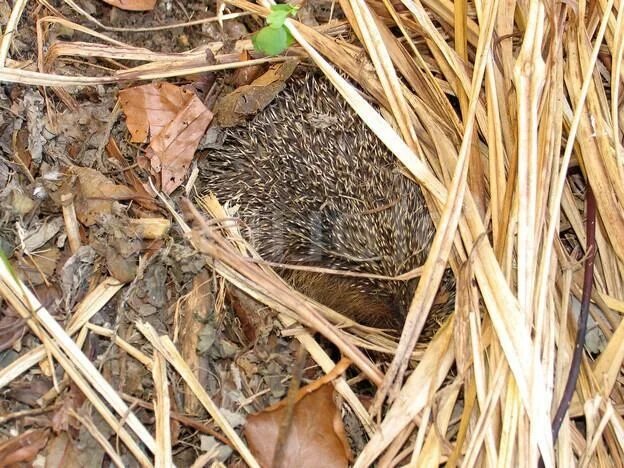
[199, 71, 451, 329]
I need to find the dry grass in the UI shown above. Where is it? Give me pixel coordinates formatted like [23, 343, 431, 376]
[1, 0, 624, 466]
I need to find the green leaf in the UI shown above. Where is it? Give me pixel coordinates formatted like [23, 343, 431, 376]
[252, 4, 298, 56]
[266, 3, 298, 28]
[284, 28, 294, 47]
[252, 26, 291, 56]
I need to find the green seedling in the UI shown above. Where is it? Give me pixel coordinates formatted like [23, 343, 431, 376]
[252, 4, 298, 56]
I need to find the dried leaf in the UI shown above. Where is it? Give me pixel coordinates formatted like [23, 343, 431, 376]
[244, 384, 350, 468]
[231, 52, 266, 87]
[13, 247, 60, 285]
[215, 61, 298, 127]
[105, 245, 137, 283]
[14, 128, 33, 173]
[119, 82, 213, 194]
[119, 83, 193, 144]
[1, 283, 59, 351]
[105, 137, 160, 212]
[44, 432, 82, 468]
[7, 377, 52, 406]
[50, 385, 85, 436]
[20, 217, 64, 253]
[0, 312, 25, 351]
[145, 97, 212, 194]
[69, 167, 135, 226]
[0, 429, 49, 467]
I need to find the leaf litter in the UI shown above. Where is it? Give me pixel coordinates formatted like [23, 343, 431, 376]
[245, 383, 351, 468]
[1, 0, 624, 466]
[119, 82, 213, 195]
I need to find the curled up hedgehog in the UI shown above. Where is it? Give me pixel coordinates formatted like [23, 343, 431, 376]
[199, 68, 453, 331]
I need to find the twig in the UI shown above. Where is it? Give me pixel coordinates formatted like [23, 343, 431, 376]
[60, 193, 81, 254]
[119, 392, 232, 447]
[551, 186, 597, 440]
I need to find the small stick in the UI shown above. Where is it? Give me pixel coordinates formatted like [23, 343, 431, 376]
[552, 186, 597, 439]
[538, 187, 597, 468]
[153, 351, 173, 468]
[61, 192, 81, 253]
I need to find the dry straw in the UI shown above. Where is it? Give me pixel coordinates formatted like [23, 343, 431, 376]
[2, 0, 624, 465]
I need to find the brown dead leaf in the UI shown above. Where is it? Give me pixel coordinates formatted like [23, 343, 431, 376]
[7, 377, 53, 407]
[215, 61, 298, 128]
[105, 245, 137, 283]
[101, 0, 156, 11]
[50, 384, 85, 435]
[119, 83, 192, 143]
[105, 137, 160, 212]
[244, 384, 350, 468]
[145, 98, 212, 194]
[0, 429, 49, 467]
[228, 286, 275, 344]
[65, 167, 136, 226]
[13, 248, 60, 285]
[14, 128, 33, 174]
[51, 401, 76, 435]
[0, 312, 25, 351]
[230, 52, 266, 88]
[21, 217, 64, 253]
[0, 295, 26, 352]
[119, 82, 213, 194]
[44, 432, 82, 468]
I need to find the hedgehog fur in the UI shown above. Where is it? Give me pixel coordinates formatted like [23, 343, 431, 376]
[199, 72, 444, 328]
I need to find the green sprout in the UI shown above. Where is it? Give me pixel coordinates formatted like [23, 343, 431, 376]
[252, 4, 299, 56]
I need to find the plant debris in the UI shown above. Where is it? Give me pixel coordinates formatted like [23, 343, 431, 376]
[119, 82, 213, 194]
[1, 0, 624, 466]
[245, 384, 351, 468]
